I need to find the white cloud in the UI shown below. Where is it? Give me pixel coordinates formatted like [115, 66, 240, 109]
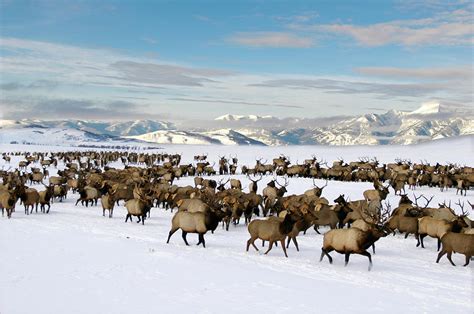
[0, 37, 471, 119]
[289, 7, 473, 46]
[355, 66, 472, 80]
[228, 32, 314, 48]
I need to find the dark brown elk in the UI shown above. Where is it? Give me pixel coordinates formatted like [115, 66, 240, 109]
[247, 174, 262, 193]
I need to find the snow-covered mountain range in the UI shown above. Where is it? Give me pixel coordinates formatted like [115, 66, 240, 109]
[1, 102, 473, 146]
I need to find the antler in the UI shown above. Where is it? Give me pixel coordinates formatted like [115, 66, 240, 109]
[275, 176, 289, 188]
[439, 200, 451, 209]
[313, 179, 328, 189]
[468, 200, 474, 210]
[455, 199, 467, 216]
[246, 173, 262, 183]
[412, 194, 434, 209]
[420, 195, 434, 208]
[218, 178, 230, 186]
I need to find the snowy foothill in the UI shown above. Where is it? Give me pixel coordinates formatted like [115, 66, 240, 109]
[0, 137, 473, 314]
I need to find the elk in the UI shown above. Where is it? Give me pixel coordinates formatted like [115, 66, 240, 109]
[247, 174, 262, 193]
[416, 205, 468, 250]
[313, 204, 339, 234]
[285, 206, 318, 251]
[246, 212, 298, 257]
[18, 186, 40, 214]
[124, 193, 152, 225]
[262, 177, 288, 216]
[0, 189, 17, 218]
[38, 184, 54, 213]
[166, 210, 223, 247]
[218, 156, 229, 175]
[363, 185, 389, 202]
[385, 208, 422, 239]
[75, 186, 100, 207]
[436, 232, 474, 266]
[230, 178, 242, 190]
[304, 179, 328, 198]
[455, 179, 467, 196]
[319, 204, 390, 270]
[101, 192, 116, 218]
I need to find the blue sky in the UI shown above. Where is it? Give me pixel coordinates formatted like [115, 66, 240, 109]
[0, 0, 472, 120]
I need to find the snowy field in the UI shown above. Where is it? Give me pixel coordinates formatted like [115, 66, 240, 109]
[0, 136, 473, 314]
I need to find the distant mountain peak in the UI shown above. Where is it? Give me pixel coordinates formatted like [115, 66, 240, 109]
[409, 102, 443, 115]
[215, 114, 275, 121]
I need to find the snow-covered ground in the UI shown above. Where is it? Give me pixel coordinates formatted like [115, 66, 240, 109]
[0, 137, 473, 314]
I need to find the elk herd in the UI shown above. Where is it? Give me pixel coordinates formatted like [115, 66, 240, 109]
[1, 151, 473, 270]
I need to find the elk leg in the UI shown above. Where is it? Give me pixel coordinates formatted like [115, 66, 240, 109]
[181, 231, 189, 246]
[436, 249, 447, 263]
[446, 252, 456, 266]
[464, 255, 471, 266]
[110, 209, 113, 218]
[137, 216, 141, 224]
[199, 234, 206, 248]
[125, 214, 131, 222]
[292, 237, 299, 252]
[344, 252, 350, 266]
[251, 238, 259, 251]
[286, 237, 291, 248]
[280, 239, 288, 257]
[359, 251, 373, 271]
[264, 241, 274, 255]
[314, 225, 321, 234]
[320, 248, 333, 264]
[166, 228, 178, 243]
[404, 232, 409, 239]
[141, 215, 145, 225]
[46, 204, 50, 214]
[103, 209, 105, 217]
[372, 244, 376, 255]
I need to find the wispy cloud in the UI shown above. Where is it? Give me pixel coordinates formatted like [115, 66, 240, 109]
[193, 15, 211, 22]
[169, 97, 304, 109]
[110, 61, 234, 86]
[291, 8, 473, 47]
[251, 78, 457, 98]
[0, 80, 58, 90]
[1, 98, 160, 120]
[355, 66, 473, 80]
[228, 32, 314, 48]
[274, 11, 319, 23]
[141, 37, 158, 44]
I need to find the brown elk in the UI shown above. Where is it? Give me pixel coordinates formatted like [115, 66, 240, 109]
[416, 203, 468, 250]
[320, 205, 390, 270]
[246, 212, 298, 257]
[247, 174, 262, 193]
[436, 232, 474, 266]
